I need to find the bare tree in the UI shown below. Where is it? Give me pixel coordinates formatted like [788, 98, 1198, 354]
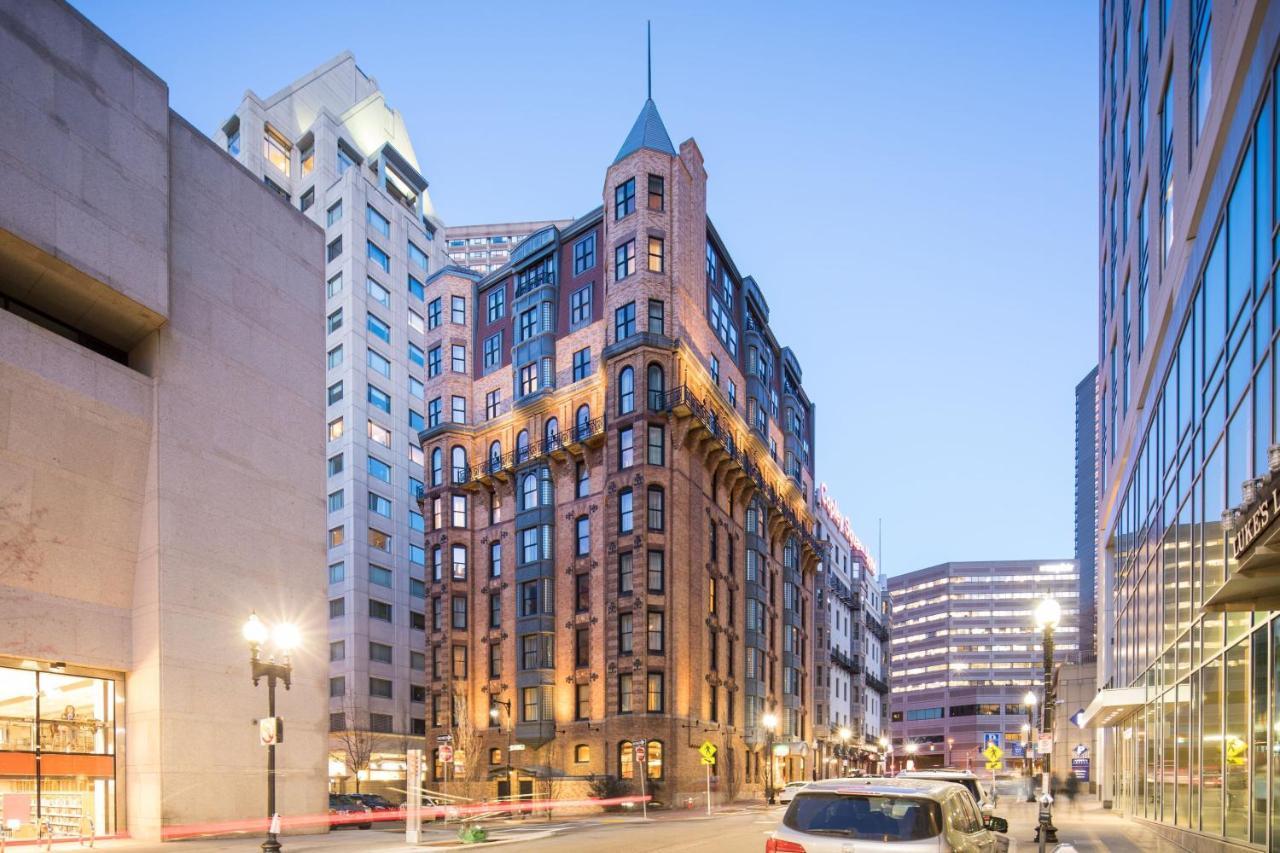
[446, 684, 487, 800]
[723, 745, 742, 803]
[335, 692, 375, 794]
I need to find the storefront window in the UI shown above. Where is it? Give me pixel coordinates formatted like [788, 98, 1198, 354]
[1201, 656, 1222, 834]
[1222, 640, 1248, 841]
[0, 665, 116, 842]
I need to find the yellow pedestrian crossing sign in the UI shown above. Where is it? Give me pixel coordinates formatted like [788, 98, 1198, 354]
[983, 744, 1003, 770]
[699, 740, 717, 765]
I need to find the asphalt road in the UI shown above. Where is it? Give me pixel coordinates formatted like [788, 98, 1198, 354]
[508, 808, 779, 852]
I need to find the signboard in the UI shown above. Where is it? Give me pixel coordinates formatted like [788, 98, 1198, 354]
[439, 744, 454, 763]
[1074, 744, 1089, 758]
[1037, 734, 1053, 756]
[1230, 477, 1280, 559]
[1070, 709, 1086, 728]
[258, 717, 283, 746]
[1071, 757, 1090, 781]
[699, 741, 717, 766]
[633, 740, 646, 763]
[1009, 742, 1025, 758]
[816, 483, 874, 575]
[982, 743, 1003, 771]
[982, 732, 1002, 749]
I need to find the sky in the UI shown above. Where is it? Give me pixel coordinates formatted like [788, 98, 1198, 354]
[71, 0, 1099, 577]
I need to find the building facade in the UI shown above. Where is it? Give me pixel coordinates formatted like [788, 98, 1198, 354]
[1075, 367, 1099, 662]
[416, 97, 823, 802]
[215, 56, 452, 790]
[889, 561, 1079, 771]
[1087, 0, 1280, 849]
[0, 0, 328, 840]
[444, 221, 574, 277]
[811, 484, 889, 776]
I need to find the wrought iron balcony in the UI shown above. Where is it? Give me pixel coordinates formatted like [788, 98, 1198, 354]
[864, 671, 889, 695]
[829, 646, 862, 675]
[825, 573, 859, 609]
[467, 416, 605, 483]
[660, 385, 822, 554]
[864, 612, 889, 642]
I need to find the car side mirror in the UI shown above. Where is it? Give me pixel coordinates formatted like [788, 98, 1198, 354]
[983, 815, 1008, 834]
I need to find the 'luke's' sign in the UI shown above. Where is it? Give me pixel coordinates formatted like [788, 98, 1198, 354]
[1231, 481, 1280, 560]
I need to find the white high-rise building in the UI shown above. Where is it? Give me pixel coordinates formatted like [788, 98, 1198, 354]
[215, 53, 450, 789]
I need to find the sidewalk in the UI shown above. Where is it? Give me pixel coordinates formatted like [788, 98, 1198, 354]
[1001, 798, 1159, 851]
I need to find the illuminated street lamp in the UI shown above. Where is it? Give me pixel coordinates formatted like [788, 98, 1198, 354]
[243, 612, 296, 853]
[837, 727, 851, 775]
[877, 737, 889, 775]
[489, 698, 513, 802]
[946, 737, 954, 767]
[1033, 596, 1061, 843]
[762, 712, 779, 804]
[904, 740, 917, 771]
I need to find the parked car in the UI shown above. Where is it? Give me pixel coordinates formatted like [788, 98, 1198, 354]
[349, 793, 400, 812]
[898, 769, 992, 810]
[777, 781, 810, 805]
[766, 777, 1009, 852]
[328, 794, 373, 829]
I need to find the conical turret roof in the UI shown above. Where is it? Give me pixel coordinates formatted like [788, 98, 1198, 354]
[613, 98, 676, 164]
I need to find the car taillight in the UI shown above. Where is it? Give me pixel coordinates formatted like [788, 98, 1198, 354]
[765, 839, 806, 853]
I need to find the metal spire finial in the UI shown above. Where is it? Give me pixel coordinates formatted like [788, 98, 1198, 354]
[647, 20, 652, 100]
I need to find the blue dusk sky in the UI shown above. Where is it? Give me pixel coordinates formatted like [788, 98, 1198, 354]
[71, 1, 1099, 576]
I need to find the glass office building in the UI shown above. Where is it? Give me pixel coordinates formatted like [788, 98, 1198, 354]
[1088, 1, 1280, 848]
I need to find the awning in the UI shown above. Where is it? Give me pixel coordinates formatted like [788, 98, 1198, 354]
[1203, 538, 1280, 610]
[1079, 687, 1147, 728]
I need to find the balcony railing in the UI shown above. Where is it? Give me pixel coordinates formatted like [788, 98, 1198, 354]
[467, 416, 605, 482]
[829, 646, 862, 675]
[825, 573, 859, 609]
[661, 385, 822, 554]
[864, 612, 889, 642]
[864, 671, 889, 695]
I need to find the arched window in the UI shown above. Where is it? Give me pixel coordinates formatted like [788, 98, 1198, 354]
[430, 448, 443, 486]
[647, 363, 665, 410]
[488, 440, 502, 473]
[575, 405, 591, 440]
[451, 446, 468, 483]
[544, 417, 559, 450]
[619, 741, 634, 780]
[521, 473, 538, 510]
[516, 429, 530, 462]
[646, 739, 664, 779]
[618, 366, 635, 414]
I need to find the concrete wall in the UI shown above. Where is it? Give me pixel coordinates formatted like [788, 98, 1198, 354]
[0, 0, 328, 841]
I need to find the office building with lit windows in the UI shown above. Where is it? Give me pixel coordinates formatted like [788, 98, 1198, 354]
[1084, 0, 1280, 848]
[888, 561, 1079, 770]
[811, 484, 890, 775]
[416, 95, 822, 801]
[214, 54, 451, 791]
[444, 221, 573, 276]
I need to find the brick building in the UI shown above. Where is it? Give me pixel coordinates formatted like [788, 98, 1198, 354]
[417, 96, 822, 802]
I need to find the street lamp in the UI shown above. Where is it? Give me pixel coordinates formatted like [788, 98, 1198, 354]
[877, 737, 889, 775]
[1022, 690, 1037, 794]
[489, 699, 513, 803]
[1033, 596, 1061, 843]
[946, 737, 954, 767]
[243, 612, 296, 853]
[904, 740, 917, 772]
[837, 727, 851, 776]
[762, 712, 779, 804]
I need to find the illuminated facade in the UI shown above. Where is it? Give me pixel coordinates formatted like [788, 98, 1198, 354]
[444, 221, 574, 276]
[811, 484, 889, 775]
[888, 561, 1079, 770]
[416, 96, 822, 801]
[1086, 0, 1280, 848]
[215, 54, 452, 789]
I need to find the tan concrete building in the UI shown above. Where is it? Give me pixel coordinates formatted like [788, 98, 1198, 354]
[444, 221, 574, 276]
[418, 98, 822, 804]
[0, 0, 328, 841]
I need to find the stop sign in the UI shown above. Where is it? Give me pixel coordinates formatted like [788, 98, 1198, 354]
[439, 744, 454, 762]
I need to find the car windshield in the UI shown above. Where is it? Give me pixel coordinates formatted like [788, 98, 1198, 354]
[783, 793, 943, 840]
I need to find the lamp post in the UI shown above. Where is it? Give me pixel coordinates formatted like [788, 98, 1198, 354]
[837, 727, 851, 776]
[946, 737, 954, 767]
[1034, 596, 1061, 845]
[905, 741, 917, 772]
[489, 699, 513, 804]
[762, 712, 779, 804]
[243, 613, 297, 853]
[877, 737, 889, 776]
[1022, 690, 1037, 801]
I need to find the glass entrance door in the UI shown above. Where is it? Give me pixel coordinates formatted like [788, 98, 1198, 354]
[0, 666, 116, 842]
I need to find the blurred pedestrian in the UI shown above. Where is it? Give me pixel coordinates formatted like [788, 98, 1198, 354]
[1064, 772, 1080, 813]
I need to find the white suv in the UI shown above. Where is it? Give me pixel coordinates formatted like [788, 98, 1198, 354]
[898, 769, 992, 810]
[766, 777, 1010, 852]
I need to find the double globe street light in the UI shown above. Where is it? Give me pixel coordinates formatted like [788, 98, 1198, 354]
[1033, 595, 1061, 845]
[762, 712, 779, 804]
[243, 613, 298, 853]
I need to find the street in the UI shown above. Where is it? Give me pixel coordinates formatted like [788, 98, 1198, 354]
[52, 799, 1160, 852]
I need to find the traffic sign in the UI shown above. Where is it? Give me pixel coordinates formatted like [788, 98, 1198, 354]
[982, 743, 1003, 763]
[633, 739, 646, 763]
[439, 744, 454, 762]
[1074, 743, 1089, 757]
[1037, 733, 1053, 755]
[259, 717, 283, 746]
[985, 760, 1002, 771]
[699, 740, 717, 766]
